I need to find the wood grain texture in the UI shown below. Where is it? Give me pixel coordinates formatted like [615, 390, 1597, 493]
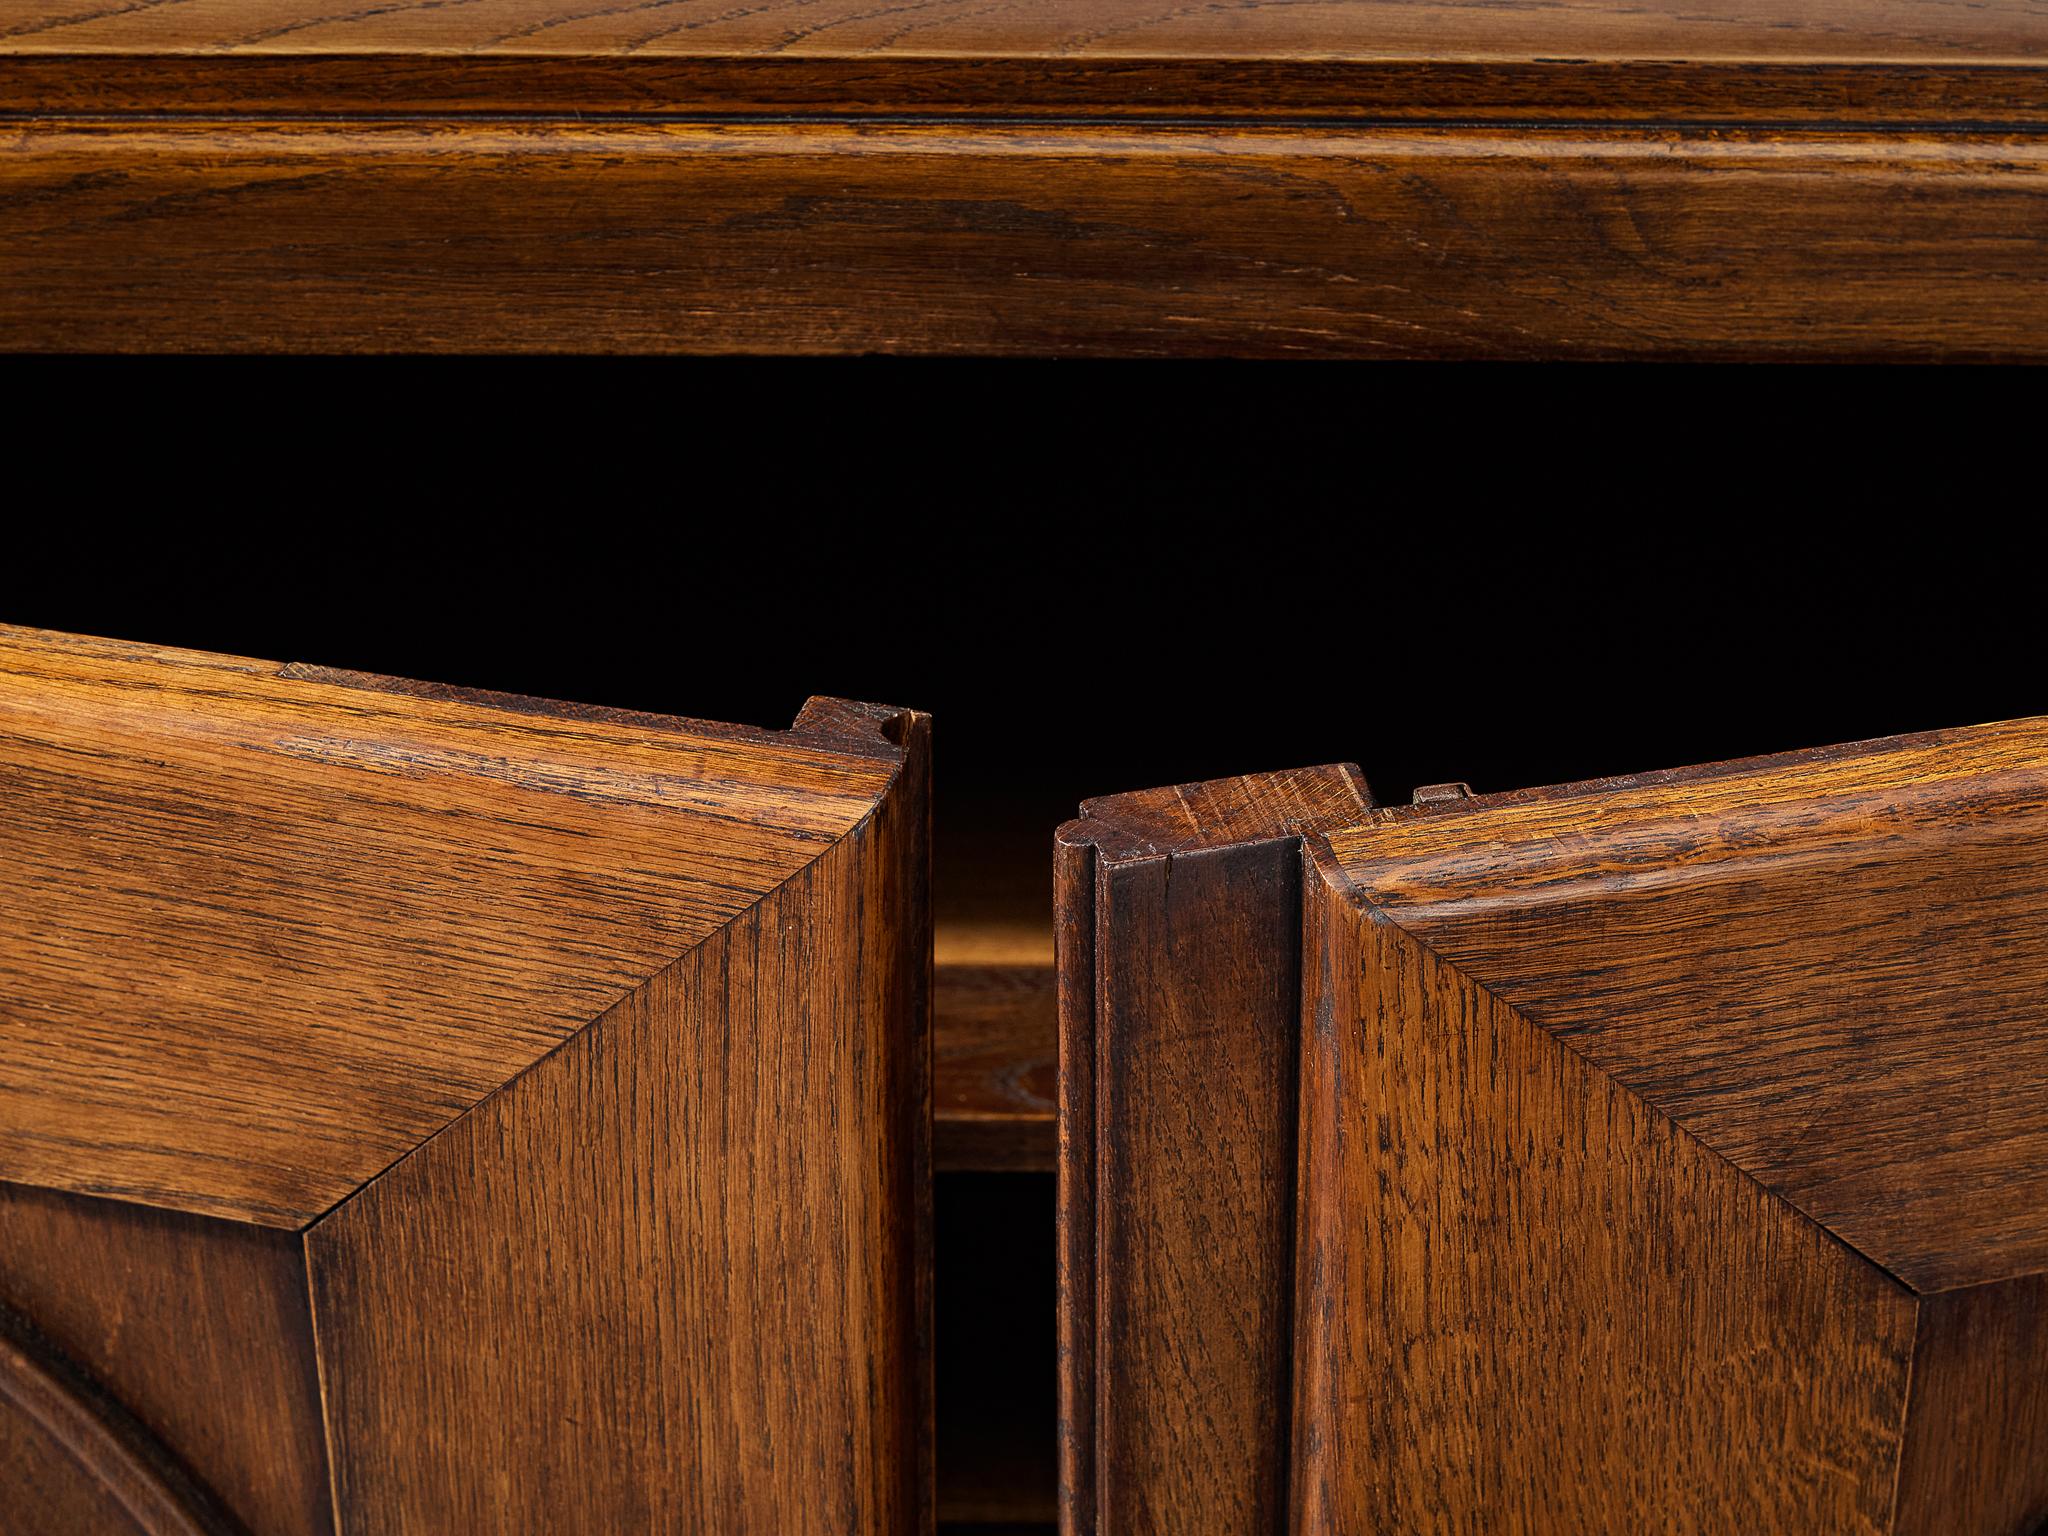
[303, 708, 931, 1534]
[1055, 766, 1371, 1536]
[5, 0, 2044, 358]
[935, 964, 1056, 1173]
[1893, 1274, 2048, 1535]
[0, 1302, 234, 1536]
[1292, 875, 1920, 1534]
[0, 1397, 150, 1536]
[2, 122, 2046, 358]
[0, 625, 896, 1226]
[1304, 716, 2048, 1532]
[1052, 833, 1098, 1536]
[3, 0, 2045, 120]
[0, 1183, 331, 1536]
[1, 627, 931, 1535]
[1325, 717, 2048, 1294]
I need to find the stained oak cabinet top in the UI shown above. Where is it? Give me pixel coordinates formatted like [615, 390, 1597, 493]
[5, 0, 2046, 357]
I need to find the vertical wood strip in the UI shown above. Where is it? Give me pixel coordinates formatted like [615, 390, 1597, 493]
[1055, 766, 1371, 1536]
[1053, 833, 1098, 1536]
[1093, 843, 1305, 1535]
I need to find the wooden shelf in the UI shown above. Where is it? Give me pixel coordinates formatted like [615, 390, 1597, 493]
[933, 825, 1058, 1174]
[935, 958, 1056, 1174]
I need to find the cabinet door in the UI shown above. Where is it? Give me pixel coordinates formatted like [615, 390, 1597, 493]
[1063, 725, 2048, 1535]
[0, 627, 931, 1535]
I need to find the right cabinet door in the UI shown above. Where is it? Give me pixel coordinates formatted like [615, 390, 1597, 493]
[1297, 722, 2048, 1535]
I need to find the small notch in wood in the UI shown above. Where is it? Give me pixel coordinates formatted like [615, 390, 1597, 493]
[1411, 782, 1474, 805]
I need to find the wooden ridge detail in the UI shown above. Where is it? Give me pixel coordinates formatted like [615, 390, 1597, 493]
[5, 0, 2047, 123]
[0, 1304, 235, 1536]
[1055, 765, 1373, 1536]
[6, 0, 2045, 359]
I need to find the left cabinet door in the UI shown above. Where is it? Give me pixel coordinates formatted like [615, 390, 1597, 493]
[0, 627, 931, 1535]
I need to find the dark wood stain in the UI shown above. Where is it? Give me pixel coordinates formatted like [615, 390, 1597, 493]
[3, 0, 2045, 119]
[1894, 1273, 2048, 1535]
[0, 1300, 238, 1536]
[1293, 877, 1919, 1532]
[0, 1184, 332, 1536]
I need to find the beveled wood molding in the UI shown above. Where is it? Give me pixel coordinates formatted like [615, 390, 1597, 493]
[0, 626, 933, 1534]
[1297, 720, 2048, 1533]
[3, 0, 2045, 357]
[6, 0, 2045, 123]
[0, 1304, 234, 1536]
[1053, 766, 1375, 1536]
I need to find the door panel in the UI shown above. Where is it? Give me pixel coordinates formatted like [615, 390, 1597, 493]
[0, 628, 931, 1534]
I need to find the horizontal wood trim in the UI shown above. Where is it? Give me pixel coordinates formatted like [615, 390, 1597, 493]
[4, 120, 2045, 358]
[5, 0, 2047, 122]
[6, 58, 2048, 122]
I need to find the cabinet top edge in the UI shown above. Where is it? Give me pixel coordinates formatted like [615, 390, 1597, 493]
[1314, 715, 2048, 1295]
[1320, 714, 2048, 905]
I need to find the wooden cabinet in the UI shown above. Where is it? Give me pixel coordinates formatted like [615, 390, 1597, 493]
[10, 622, 2045, 1535]
[1059, 728, 2048, 1535]
[0, 627, 931, 1535]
